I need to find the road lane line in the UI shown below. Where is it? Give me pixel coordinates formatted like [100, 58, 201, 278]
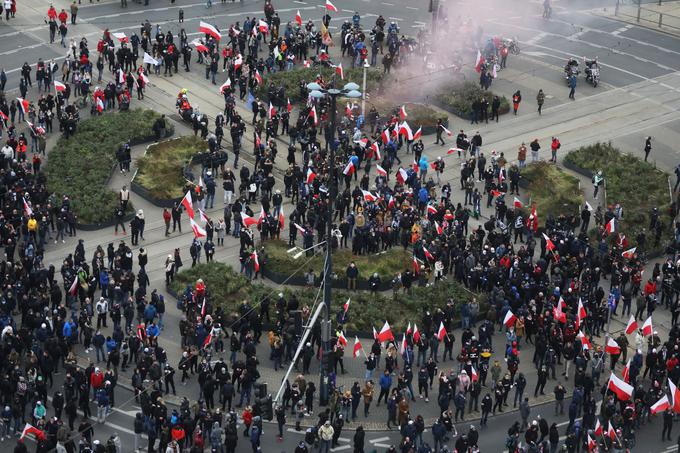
[370, 436, 390, 442]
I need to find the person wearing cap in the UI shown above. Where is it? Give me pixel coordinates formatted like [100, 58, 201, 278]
[318, 420, 334, 453]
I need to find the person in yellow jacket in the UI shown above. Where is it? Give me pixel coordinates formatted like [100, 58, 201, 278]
[27, 216, 38, 242]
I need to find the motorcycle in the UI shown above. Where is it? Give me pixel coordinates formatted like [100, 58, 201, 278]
[564, 58, 579, 84]
[502, 37, 520, 55]
[176, 92, 194, 122]
[584, 58, 600, 87]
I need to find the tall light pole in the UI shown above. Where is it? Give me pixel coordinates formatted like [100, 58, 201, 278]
[306, 81, 362, 406]
[361, 59, 370, 115]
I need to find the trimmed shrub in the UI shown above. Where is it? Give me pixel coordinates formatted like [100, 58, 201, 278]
[437, 81, 510, 118]
[520, 162, 584, 222]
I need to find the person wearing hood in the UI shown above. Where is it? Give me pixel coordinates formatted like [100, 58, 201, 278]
[32, 401, 46, 424]
[210, 421, 223, 452]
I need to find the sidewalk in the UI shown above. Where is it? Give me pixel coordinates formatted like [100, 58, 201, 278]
[595, 0, 680, 36]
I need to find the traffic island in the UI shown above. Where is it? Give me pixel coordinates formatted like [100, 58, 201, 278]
[519, 161, 584, 223]
[45, 109, 173, 228]
[133, 136, 208, 208]
[564, 142, 672, 254]
[168, 261, 487, 334]
[434, 81, 510, 119]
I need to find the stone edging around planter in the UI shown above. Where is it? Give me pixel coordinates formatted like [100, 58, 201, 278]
[261, 267, 392, 292]
[562, 159, 594, 178]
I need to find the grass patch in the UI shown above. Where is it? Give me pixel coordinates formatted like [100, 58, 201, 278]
[264, 239, 411, 282]
[367, 101, 448, 129]
[136, 136, 207, 200]
[564, 142, 671, 250]
[256, 66, 386, 103]
[521, 162, 584, 221]
[437, 81, 510, 118]
[169, 262, 486, 332]
[45, 109, 172, 224]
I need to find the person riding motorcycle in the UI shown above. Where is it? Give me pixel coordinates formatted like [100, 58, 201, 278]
[584, 57, 600, 86]
[387, 21, 399, 35]
[564, 58, 579, 82]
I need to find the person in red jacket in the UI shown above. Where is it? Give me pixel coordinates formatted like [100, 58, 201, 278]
[47, 4, 57, 20]
[58, 9, 68, 25]
[163, 208, 172, 236]
[643, 279, 657, 298]
[90, 367, 105, 397]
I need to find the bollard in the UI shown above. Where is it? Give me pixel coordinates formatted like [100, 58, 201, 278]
[637, 6, 641, 22]
[659, 13, 663, 27]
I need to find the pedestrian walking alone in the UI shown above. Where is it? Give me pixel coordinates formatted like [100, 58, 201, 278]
[644, 136, 652, 162]
[512, 90, 522, 115]
[536, 89, 545, 115]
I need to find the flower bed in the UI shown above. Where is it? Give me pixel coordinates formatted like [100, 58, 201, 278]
[45, 109, 173, 225]
[436, 81, 510, 118]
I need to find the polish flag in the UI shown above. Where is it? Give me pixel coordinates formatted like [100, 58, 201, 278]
[190, 218, 207, 238]
[234, 54, 243, 70]
[54, 80, 66, 92]
[219, 78, 232, 93]
[399, 333, 407, 354]
[587, 434, 596, 451]
[242, 214, 258, 228]
[293, 223, 307, 235]
[23, 197, 33, 217]
[399, 122, 414, 140]
[68, 275, 79, 296]
[577, 330, 591, 350]
[17, 97, 30, 115]
[542, 233, 555, 252]
[447, 147, 463, 155]
[471, 365, 479, 382]
[622, 359, 631, 383]
[118, 69, 126, 84]
[399, 105, 408, 121]
[413, 324, 421, 343]
[605, 337, 621, 355]
[343, 160, 355, 176]
[585, 201, 594, 212]
[578, 298, 587, 321]
[377, 321, 394, 343]
[96, 97, 105, 113]
[503, 310, 517, 328]
[412, 256, 420, 274]
[295, 10, 303, 26]
[625, 315, 638, 335]
[202, 330, 213, 349]
[426, 204, 437, 215]
[651, 394, 670, 414]
[372, 326, 378, 340]
[199, 21, 221, 40]
[257, 206, 266, 226]
[406, 323, 412, 336]
[423, 246, 435, 261]
[607, 421, 617, 441]
[622, 247, 637, 259]
[553, 301, 566, 324]
[396, 167, 408, 185]
[0, 111, 8, 122]
[140, 71, 150, 85]
[337, 330, 348, 346]
[412, 126, 422, 141]
[20, 424, 46, 441]
[669, 378, 680, 413]
[268, 102, 277, 119]
[434, 221, 443, 235]
[608, 372, 633, 401]
[437, 321, 447, 341]
[287, 98, 292, 113]
[343, 298, 350, 314]
[255, 132, 261, 149]
[353, 337, 362, 358]
[193, 40, 209, 53]
[513, 197, 523, 209]
[442, 125, 453, 136]
[605, 217, 616, 234]
[254, 70, 263, 86]
[362, 189, 377, 202]
[381, 128, 390, 144]
[594, 419, 602, 437]
[376, 165, 387, 177]
[642, 316, 653, 336]
[474, 49, 485, 73]
[306, 168, 317, 184]
[335, 63, 344, 80]
[181, 191, 194, 219]
[303, 60, 311, 68]
[258, 19, 269, 34]
[278, 210, 285, 229]
[325, 0, 338, 12]
[309, 106, 318, 126]
[112, 32, 128, 43]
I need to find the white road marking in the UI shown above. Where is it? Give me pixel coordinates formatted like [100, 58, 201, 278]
[406, 6, 418, 10]
[389, 17, 403, 21]
[331, 446, 351, 452]
[370, 436, 391, 443]
[293, 0, 307, 3]
[381, 2, 394, 5]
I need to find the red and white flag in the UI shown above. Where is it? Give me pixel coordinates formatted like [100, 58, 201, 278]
[118, 69, 126, 84]
[268, 102, 277, 119]
[434, 221, 443, 235]
[287, 98, 292, 113]
[335, 63, 344, 80]
[622, 247, 636, 259]
[295, 10, 303, 26]
[513, 197, 523, 209]
[69, 275, 79, 296]
[605, 217, 616, 234]
[96, 97, 104, 113]
[343, 298, 350, 314]
[258, 19, 269, 34]
[651, 394, 670, 414]
[474, 49, 485, 73]
[426, 204, 437, 215]
[412, 126, 422, 141]
[257, 206, 266, 226]
[578, 298, 587, 321]
[608, 372, 633, 401]
[111, 32, 128, 43]
[381, 128, 390, 144]
[193, 40, 209, 53]
[553, 299, 566, 324]
[412, 256, 420, 274]
[605, 337, 621, 355]
[140, 71, 150, 85]
[543, 232, 556, 252]
[377, 321, 394, 342]
[202, 330, 213, 349]
[17, 97, 30, 115]
[441, 125, 453, 136]
[399, 121, 414, 140]
[361, 189, 377, 202]
[343, 160, 355, 176]
[234, 54, 243, 70]
[219, 78, 232, 93]
[399, 333, 407, 354]
[396, 167, 408, 185]
[325, 0, 338, 12]
[471, 365, 479, 382]
[302, 59, 311, 68]
[607, 421, 617, 440]
[278, 209, 285, 229]
[54, 80, 66, 92]
[399, 105, 408, 121]
[437, 321, 447, 341]
[181, 191, 195, 219]
[413, 324, 421, 343]
[293, 223, 307, 235]
[625, 315, 638, 335]
[20, 424, 46, 441]
[594, 419, 602, 437]
[251, 250, 260, 271]
[254, 70, 263, 86]
[376, 164, 387, 177]
[190, 218, 206, 238]
[23, 197, 33, 217]
[372, 326, 378, 340]
[309, 105, 318, 126]
[337, 330, 348, 346]
[577, 330, 591, 350]
[242, 214, 258, 228]
[353, 337, 362, 358]
[622, 358, 631, 383]
[587, 433, 596, 451]
[669, 378, 680, 413]
[199, 21, 221, 40]
[446, 147, 463, 155]
[306, 168, 317, 184]
[642, 316, 653, 336]
[503, 310, 517, 328]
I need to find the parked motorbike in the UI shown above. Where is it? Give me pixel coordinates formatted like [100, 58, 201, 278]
[564, 58, 579, 84]
[502, 37, 520, 55]
[584, 58, 600, 87]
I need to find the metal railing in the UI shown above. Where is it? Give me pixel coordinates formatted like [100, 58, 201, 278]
[615, 0, 680, 32]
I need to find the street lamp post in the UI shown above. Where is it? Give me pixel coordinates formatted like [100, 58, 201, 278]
[361, 59, 370, 116]
[306, 81, 362, 406]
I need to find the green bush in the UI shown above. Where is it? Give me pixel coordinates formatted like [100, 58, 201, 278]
[263, 239, 411, 283]
[437, 81, 510, 118]
[136, 136, 207, 200]
[368, 101, 448, 129]
[564, 142, 671, 251]
[169, 262, 487, 333]
[520, 162, 584, 222]
[256, 66, 385, 103]
[45, 110, 173, 224]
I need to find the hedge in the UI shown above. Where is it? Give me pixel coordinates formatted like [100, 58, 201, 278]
[436, 81, 510, 118]
[564, 142, 671, 251]
[135, 136, 207, 200]
[256, 66, 385, 103]
[45, 109, 173, 225]
[169, 262, 486, 333]
[520, 162, 584, 223]
[368, 101, 448, 131]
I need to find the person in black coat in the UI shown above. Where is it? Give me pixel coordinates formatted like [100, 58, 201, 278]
[353, 426, 365, 453]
